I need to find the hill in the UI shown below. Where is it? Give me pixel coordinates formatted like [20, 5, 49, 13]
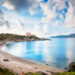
[50, 34, 75, 38]
[0, 33, 49, 42]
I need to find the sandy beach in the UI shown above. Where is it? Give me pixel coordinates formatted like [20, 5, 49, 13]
[0, 42, 63, 75]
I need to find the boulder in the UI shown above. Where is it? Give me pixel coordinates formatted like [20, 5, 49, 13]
[3, 59, 9, 62]
[68, 62, 75, 72]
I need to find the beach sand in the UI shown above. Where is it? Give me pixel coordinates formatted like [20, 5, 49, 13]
[0, 43, 63, 75]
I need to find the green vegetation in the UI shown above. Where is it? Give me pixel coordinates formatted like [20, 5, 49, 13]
[52, 72, 75, 75]
[0, 33, 25, 41]
[52, 62, 75, 75]
[0, 67, 43, 75]
[0, 66, 75, 75]
[68, 62, 75, 72]
[0, 67, 17, 75]
[25, 72, 42, 75]
[0, 33, 42, 41]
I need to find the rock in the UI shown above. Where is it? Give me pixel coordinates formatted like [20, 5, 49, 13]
[68, 62, 75, 72]
[65, 67, 67, 69]
[3, 59, 9, 62]
[36, 71, 48, 75]
[46, 70, 49, 72]
[64, 67, 68, 72]
[35, 67, 38, 69]
[46, 64, 49, 65]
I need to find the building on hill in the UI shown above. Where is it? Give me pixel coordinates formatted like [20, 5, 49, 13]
[26, 32, 31, 37]
[25, 32, 36, 38]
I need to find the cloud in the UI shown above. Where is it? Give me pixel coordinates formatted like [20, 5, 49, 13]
[40, 0, 75, 32]
[39, 0, 68, 35]
[64, 0, 75, 29]
[40, 0, 69, 24]
[40, 2, 56, 23]
[0, 9, 4, 15]
[39, 0, 75, 36]
[0, 17, 5, 26]
[0, 9, 5, 26]
[33, 23, 45, 37]
[2, 0, 41, 15]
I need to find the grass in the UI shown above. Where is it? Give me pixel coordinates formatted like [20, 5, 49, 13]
[0, 66, 42, 75]
[20, 72, 42, 75]
[0, 33, 25, 41]
[26, 72, 42, 75]
[0, 67, 42, 75]
[0, 67, 17, 75]
[0, 66, 75, 75]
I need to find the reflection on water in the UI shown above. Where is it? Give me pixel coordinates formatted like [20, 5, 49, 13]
[2, 38, 75, 69]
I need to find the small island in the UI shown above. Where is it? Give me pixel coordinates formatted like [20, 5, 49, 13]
[0, 32, 50, 42]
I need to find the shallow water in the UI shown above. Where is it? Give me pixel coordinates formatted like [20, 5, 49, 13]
[2, 38, 75, 69]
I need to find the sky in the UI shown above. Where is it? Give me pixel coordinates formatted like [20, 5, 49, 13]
[0, 0, 75, 37]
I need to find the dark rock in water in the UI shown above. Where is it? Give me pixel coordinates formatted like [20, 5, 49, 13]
[68, 62, 75, 72]
[64, 67, 68, 72]
[36, 71, 48, 75]
[3, 59, 9, 62]
[65, 67, 67, 69]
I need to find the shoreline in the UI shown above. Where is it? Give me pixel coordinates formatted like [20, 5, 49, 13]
[0, 42, 63, 75]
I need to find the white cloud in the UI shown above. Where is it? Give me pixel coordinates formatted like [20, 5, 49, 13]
[40, 0, 69, 24]
[64, 0, 75, 29]
[2, 2, 15, 10]
[32, 23, 44, 37]
[0, 15, 5, 26]
[40, 2, 56, 23]
[53, 0, 68, 10]
[0, 10, 5, 26]
[29, 0, 41, 15]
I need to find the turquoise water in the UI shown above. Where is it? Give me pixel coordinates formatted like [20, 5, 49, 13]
[2, 38, 75, 69]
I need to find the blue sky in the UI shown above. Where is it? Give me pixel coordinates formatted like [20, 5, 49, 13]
[0, 0, 75, 37]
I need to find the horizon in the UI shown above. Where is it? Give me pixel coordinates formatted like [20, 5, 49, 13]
[0, 0, 75, 37]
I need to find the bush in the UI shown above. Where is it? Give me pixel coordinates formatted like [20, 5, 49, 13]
[68, 62, 75, 72]
[26, 72, 42, 75]
[0, 67, 16, 75]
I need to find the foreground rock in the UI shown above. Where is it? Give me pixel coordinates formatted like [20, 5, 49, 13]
[68, 62, 75, 72]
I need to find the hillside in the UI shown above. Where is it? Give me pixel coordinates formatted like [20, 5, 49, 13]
[0, 33, 49, 42]
[50, 34, 75, 38]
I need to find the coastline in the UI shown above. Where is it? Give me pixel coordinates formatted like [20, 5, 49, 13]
[0, 42, 63, 75]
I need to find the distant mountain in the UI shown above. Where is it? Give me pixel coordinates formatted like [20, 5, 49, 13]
[50, 34, 75, 38]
